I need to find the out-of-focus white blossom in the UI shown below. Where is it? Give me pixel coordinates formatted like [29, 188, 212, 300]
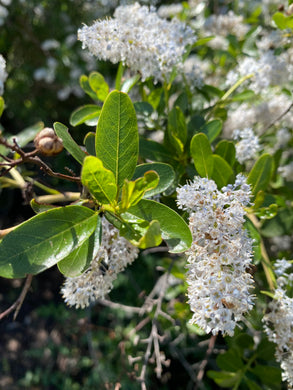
[0, 54, 7, 95]
[233, 128, 261, 164]
[226, 51, 292, 93]
[177, 174, 254, 336]
[204, 11, 249, 39]
[278, 161, 293, 182]
[263, 269, 293, 388]
[157, 3, 183, 18]
[41, 39, 60, 51]
[78, 2, 197, 82]
[61, 217, 139, 309]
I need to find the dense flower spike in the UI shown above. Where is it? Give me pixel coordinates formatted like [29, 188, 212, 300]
[177, 175, 254, 336]
[263, 267, 293, 388]
[61, 217, 139, 309]
[233, 127, 261, 164]
[78, 2, 197, 82]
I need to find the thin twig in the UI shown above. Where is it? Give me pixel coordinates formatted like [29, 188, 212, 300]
[0, 274, 33, 321]
[262, 102, 293, 133]
[194, 334, 217, 390]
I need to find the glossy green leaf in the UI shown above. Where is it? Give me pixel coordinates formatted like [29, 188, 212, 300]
[247, 154, 274, 195]
[211, 155, 233, 188]
[58, 216, 101, 277]
[215, 140, 236, 166]
[139, 138, 175, 163]
[132, 163, 175, 197]
[96, 90, 138, 188]
[124, 199, 192, 253]
[54, 122, 87, 165]
[201, 119, 222, 142]
[137, 220, 162, 249]
[167, 106, 187, 155]
[30, 198, 57, 214]
[80, 74, 98, 101]
[273, 12, 293, 29]
[83, 132, 96, 156]
[121, 74, 141, 93]
[89, 72, 109, 101]
[120, 171, 159, 210]
[190, 133, 214, 178]
[231, 90, 255, 102]
[0, 206, 98, 278]
[70, 105, 101, 127]
[81, 156, 117, 205]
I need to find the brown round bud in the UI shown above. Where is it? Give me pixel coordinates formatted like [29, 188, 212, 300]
[34, 127, 63, 156]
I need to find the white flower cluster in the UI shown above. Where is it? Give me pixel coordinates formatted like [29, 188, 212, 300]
[204, 11, 249, 40]
[177, 174, 254, 336]
[227, 51, 291, 93]
[78, 2, 197, 82]
[0, 54, 7, 95]
[278, 161, 293, 182]
[223, 93, 293, 137]
[263, 282, 293, 387]
[233, 128, 261, 164]
[61, 217, 139, 309]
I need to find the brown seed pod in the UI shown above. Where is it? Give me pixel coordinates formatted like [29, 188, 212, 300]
[34, 127, 63, 156]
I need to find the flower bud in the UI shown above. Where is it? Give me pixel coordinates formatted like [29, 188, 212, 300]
[34, 127, 63, 156]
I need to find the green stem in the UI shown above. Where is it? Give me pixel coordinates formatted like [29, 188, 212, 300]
[232, 353, 257, 390]
[220, 74, 254, 102]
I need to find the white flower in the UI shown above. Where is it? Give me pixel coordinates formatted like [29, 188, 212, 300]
[61, 217, 139, 309]
[177, 174, 254, 336]
[233, 127, 261, 164]
[263, 287, 293, 387]
[78, 2, 196, 82]
[0, 54, 7, 95]
[278, 162, 293, 182]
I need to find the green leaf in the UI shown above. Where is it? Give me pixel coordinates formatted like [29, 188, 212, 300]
[89, 72, 109, 101]
[134, 102, 153, 116]
[0, 206, 98, 278]
[207, 370, 241, 387]
[201, 119, 222, 142]
[30, 198, 57, 214]
[216, 349, 244, 372]
[167, 106, 187, 155]
[54, 122, 87, 165]
[214, 140, 236, 166]
[70, 105, 101, 127]
[273, 12, 293, 29]
[132, 163, 175, 197]
[211, 155, 234, 188]
[121, 74, 141, 93]
[0, 96, 4, 117]
[251, 365, 281, 385]
[137, 220, 162, 249]
[256, 338, 276, 361]
[115, 62, 125, 90]
[120, 171, 159, 210]
[247, 154, 274, 195]
[83, 132, 96, 156]
[190, 133, 214, 178]
[261, 208, 293, 237]
[80, 74, 98, 101]
[81, 156, 117, 205]
[231, 90, 255, 102]
[58, 217, 101, 277]
[139, 138, 175, 163]
[124, 199, 192, 253]
[245, 379, 262, 390]
[96, 90, 138, 188]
